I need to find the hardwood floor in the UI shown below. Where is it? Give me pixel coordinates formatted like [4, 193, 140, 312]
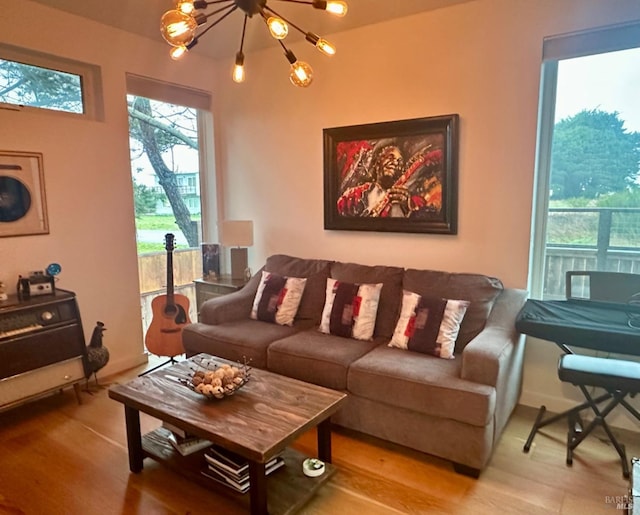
[1, 361, 637, 514]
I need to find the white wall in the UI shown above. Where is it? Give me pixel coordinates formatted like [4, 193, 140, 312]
[2, 0, 640, 429]
[210, 0, 640, 429]
[0, 0, 217, 375]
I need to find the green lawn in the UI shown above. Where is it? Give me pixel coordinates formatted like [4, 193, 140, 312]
[136, 214, 182, 230]
[137, 242, 166, 253]
[135, 215, 201, 254]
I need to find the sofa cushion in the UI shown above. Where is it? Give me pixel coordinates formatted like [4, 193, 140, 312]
[403, 269, 503, 350]
[182, 320, 311, 369]
[330, 261, 404, 339]
[319, 279, 382, 341]
[267, 330, 381, 390]
[250, 271, 307, 326]
[347, 345, 495, 427]
[264, 254, 333, 323]
[389, 291, 469, 359]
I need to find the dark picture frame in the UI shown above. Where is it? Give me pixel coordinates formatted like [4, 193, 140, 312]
[201, 243, 221, 279]
[323, 115, 459, 234]
[0, 150, 49, 238]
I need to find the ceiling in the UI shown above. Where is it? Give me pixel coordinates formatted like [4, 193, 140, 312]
[30, 0, 474, 60]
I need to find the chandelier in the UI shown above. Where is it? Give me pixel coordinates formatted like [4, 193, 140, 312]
[160, 0, 348, 88]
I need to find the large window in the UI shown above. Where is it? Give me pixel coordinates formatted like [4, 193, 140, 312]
[0, 43, 102, 119]
[531, 22, 640, 300]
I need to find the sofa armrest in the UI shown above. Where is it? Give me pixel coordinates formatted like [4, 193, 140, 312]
[199, 273, 260, 325]
[460, 287, 528, 438]
[461, 288, 528, 387]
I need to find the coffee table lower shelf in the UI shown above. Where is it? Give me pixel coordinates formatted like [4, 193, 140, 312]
[142, 428, 335, 515]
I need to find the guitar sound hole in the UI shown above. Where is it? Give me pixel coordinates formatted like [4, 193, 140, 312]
[164, 304, 188, 324]
[175, 305, 188, 324]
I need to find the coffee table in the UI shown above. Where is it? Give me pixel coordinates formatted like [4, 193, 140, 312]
[108, 354, 347, 515]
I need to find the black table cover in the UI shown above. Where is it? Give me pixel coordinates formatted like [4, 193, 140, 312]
[516, 299, 640, 356]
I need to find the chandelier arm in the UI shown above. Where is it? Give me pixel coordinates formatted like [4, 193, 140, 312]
[277, 39, 297, 65]
[277, 38, 290, 54]
[271, 0, 347, 17]
[197, 4, 238, 39]
[270, 0, 315, 5]
[201, 3, 237, 23]
[238, 14, 248, 53]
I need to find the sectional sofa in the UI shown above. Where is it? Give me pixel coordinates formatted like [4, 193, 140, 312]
[182, 254, 527, 476]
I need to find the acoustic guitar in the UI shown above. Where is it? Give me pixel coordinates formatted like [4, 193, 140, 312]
[145, 233, 191, 357]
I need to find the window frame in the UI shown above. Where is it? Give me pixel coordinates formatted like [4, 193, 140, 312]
[0, 43, 104, 121]
[529, 21, 640, 299]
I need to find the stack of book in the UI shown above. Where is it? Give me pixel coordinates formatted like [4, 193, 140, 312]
[202, 445, 285, 494]
[162, 421, 212, 456]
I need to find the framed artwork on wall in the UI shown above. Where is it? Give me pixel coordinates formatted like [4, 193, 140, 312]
[323, 114, 459, 234]
[0, 151, 49, 238]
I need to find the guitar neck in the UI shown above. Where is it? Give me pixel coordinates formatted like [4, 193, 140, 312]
[166, 248, 175, 306]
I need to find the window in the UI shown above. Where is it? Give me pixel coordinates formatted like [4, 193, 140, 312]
[530, 22, 640, 300]
[0, 43, 103, 119]
[128, 95, 205, 252]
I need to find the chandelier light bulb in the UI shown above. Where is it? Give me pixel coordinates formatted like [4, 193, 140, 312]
[233, 52, 246, 83]
[233, 64, 246, 83]
[267, 17, 289, 40]
[177, 1, 195, 15]
[160, 9, 197, 46]
[316, 38, 336, 56]
[290, 61, 313, 88]
[169, 45, 188, 60]
[325, 1, 348, 17]
[305, 32, 336, 56]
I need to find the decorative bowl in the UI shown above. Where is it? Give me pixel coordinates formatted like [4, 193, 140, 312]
[185, 357, 251, 400]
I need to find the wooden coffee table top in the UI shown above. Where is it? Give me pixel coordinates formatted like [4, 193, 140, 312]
[109, 354, 347, 463]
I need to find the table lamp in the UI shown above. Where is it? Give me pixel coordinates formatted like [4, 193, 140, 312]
[220, 220, 253, 281]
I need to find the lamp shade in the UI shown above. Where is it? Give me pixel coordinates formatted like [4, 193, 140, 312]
[220, 220, 253, 247]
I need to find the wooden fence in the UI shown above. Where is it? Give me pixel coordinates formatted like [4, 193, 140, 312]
[544, 248, 640, 299]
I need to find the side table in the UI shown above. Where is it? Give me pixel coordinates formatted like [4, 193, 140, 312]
[193, 276, 246, 320]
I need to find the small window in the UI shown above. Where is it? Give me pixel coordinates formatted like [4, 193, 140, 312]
[0, 58, 83, 113]
[0, 43, 103, 120]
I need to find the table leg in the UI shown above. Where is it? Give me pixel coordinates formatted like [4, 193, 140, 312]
[72, 383, 82, 405]
[124, 405, 144, 473]
[248, 460, 267, 515]
[317, 418, 332, 464]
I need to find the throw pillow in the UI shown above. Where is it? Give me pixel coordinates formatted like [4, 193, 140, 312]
[389, 290, 470, 359]
[250, 271, 307, 326]
[319, 278, 382, 340]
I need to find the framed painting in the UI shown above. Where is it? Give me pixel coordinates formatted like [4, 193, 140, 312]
[0, 151, 49, 237]
[323, 114, 459, 234]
